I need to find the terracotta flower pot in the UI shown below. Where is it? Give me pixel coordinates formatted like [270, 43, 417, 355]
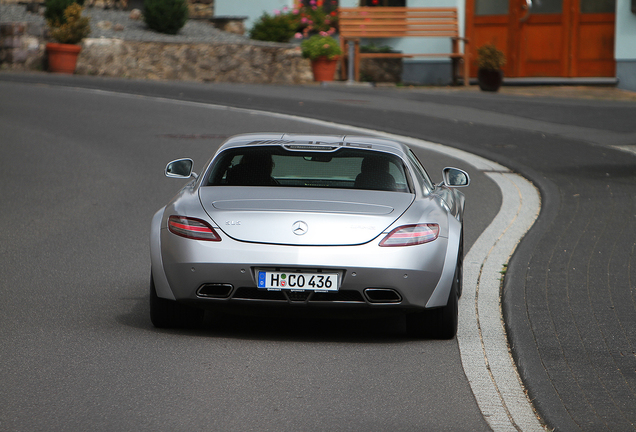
[311, 56, 338, 82]
[477, 68, 504, 92]
[46, 43, 82, 74]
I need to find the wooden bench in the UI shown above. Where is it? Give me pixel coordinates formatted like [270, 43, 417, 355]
[338, 7, 469, 86]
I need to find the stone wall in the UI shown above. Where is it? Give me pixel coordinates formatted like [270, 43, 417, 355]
[1, 0, 214, 16]
[77, 38, 313, 83]
[0, 24, 314, 83]
[0, 22, 45, 70]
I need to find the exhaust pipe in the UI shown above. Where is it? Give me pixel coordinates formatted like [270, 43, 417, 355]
[364, 288, 402, 303]
[197, 284, 233, 298]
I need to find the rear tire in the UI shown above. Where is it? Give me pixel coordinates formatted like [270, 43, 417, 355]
[457, 229, 464, 298]
[406, 264, 459, 340]
[149, 275, 204, 328]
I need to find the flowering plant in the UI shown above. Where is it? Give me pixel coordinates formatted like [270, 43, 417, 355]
[249, 1, 338, 43]
[291, 1, 338, 38]
[300, 33, 342, 60]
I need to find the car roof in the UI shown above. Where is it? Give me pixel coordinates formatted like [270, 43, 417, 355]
[216, 133, 411, 158]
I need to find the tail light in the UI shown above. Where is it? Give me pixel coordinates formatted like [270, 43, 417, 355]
[168, 216, 221, 241]
[379, 224, 439, 247]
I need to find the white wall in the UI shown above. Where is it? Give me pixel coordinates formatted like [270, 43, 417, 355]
[218, 0, 466, 57]
[215, 0, 294, 31]
[615, 1, 636, 90]
[615, 1, 636, 60]
[217, 0, 466, 84]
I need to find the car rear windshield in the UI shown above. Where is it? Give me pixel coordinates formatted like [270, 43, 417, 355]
[204, 145, 411, 193]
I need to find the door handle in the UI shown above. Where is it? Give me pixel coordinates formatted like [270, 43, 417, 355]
[520, 0, 532, 22]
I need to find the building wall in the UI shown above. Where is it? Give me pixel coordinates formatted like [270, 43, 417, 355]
[215, 0, 294, 31]
[218, 0, 467, 85]
[615, 0, 636, 91]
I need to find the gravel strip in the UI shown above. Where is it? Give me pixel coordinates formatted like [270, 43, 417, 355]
[1, 3, 251, 43]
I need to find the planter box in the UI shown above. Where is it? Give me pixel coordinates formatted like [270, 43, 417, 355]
[360, 57, 402, 83]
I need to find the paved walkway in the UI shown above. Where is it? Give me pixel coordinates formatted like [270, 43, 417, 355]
[428, 84, 636, 102]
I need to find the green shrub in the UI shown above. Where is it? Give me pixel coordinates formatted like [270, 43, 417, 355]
[49, 3, 90, 44]
[301, 34, 341, 60]
[249, 12, 297, 43]
[143, 0, 188, 35]
[248, 5, 338, 43]
[44, 0, 83, 26]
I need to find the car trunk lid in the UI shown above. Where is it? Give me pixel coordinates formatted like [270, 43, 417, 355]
[199, 187, 414, 246]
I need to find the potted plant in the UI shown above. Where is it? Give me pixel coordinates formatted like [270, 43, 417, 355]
[46, 2, 91, 74]
[477, 44, 506, 92]
[301, 33, 342, 82]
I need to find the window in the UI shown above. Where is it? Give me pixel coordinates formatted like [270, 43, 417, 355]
[205, 146, 411, 193]
[407, 150, 434, 192]
[475, 0, 508, 15]
[580, 0, 615, 13]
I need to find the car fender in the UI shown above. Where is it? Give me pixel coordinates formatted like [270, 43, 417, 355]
[425, 213, 461, 308]
[150, 207, 176, 300]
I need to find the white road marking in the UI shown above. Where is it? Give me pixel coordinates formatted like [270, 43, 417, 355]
[71, 86, 545, 430]
[458, 173, 543, 432]
[612, 145, 636, 156]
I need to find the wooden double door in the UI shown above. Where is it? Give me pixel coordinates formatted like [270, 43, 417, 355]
[466, 0, 616, 77]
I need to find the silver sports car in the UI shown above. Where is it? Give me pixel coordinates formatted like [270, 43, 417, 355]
[150, 133, 469, 338]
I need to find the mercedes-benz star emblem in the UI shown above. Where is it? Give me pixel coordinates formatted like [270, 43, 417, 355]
[292, 221, 308, 236]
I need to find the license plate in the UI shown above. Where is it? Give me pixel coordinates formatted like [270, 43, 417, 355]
[257, 270, 339, 292]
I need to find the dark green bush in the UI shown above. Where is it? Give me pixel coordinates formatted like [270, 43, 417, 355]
[44, 0, 83, 26]
[143, 0, 188, 35]
[249, 12, 297, 43]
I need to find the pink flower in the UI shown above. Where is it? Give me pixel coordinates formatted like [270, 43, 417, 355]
[292, 8, 299, 14]
[273, 9, 280, 15]
[319, 31, 328, 36]
[294, 32, 303, 39]
[301, 17, 308, 23]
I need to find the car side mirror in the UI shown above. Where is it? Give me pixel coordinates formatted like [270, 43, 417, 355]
[442, 167, 470, 187]
[165, 158, 197, 179]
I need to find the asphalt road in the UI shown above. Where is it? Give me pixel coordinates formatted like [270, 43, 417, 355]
[2, 72, 636, 432]
[0, 78, 500, 431]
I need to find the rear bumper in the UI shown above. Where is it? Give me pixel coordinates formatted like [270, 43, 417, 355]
[155, 225, 452, 310]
